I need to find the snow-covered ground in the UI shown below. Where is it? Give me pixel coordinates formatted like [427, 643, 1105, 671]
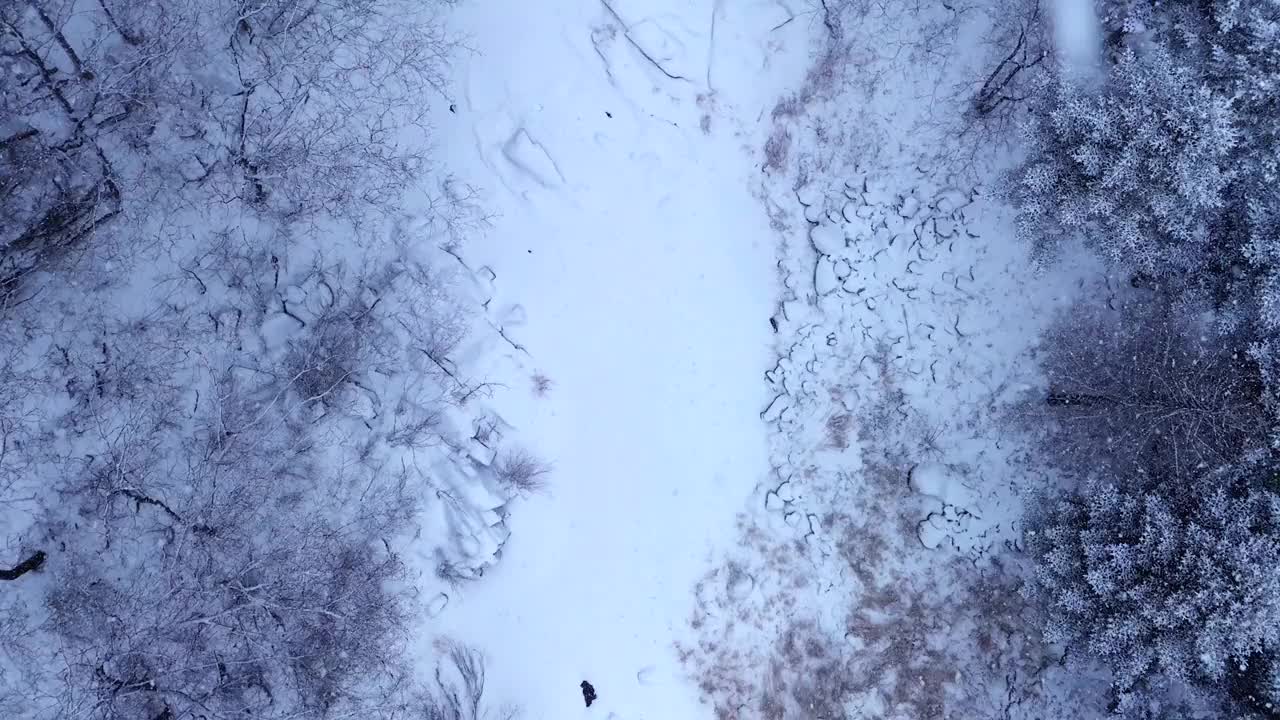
[682, 2, 1106, 717]
[410, 1, 815, 717]
[408, 0, 1111, 717]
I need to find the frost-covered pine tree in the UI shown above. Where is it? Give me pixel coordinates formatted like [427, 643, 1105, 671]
[1025, 457, 1280, 717]
[1216, 0, 1280, 432]
[1010, 44, 1239, 275]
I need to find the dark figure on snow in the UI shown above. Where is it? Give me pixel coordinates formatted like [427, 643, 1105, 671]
[580, 680, 597, 707]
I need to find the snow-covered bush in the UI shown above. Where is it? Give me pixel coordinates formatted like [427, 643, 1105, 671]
[1216, 0, 1280, 430]
[1008, 0, 1280, 327]
[1009, 45, 1238, 274]
[1025, 458, 1280, 717]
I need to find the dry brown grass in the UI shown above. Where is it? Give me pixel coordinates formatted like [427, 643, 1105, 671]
[764, 127, 792, 173]
[824, 412, 853, 449]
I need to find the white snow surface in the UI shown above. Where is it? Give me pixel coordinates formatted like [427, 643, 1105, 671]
[410, 1, 814, 717]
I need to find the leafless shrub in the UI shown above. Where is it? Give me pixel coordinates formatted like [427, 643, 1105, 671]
[913, 416, 946, 459]
[435, 552, 481, 586]
[282, 312, 366, 406]
[416, 639, 519, 720]
[387, 408, 445, 449]
[41, 369, 417, 719]
[531, 372, 553, 397]
[423, 177, 495, 250]
[494, 449, 550, 495]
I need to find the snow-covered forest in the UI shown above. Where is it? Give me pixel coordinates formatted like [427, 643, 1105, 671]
[2, 0, 1277, 718]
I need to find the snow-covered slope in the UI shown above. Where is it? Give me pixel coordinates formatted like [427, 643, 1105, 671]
[410, 1, 814, 717]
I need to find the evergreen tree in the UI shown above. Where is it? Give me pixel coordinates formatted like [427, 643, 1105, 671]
[1025, 458, 1280, 717]
[1010, 45, 1239, 275]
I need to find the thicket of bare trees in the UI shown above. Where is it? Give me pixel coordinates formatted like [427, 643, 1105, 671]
[1036, 295, 1266, 481]
[2, 0, 454, 300]
[1, 1, 517, 718]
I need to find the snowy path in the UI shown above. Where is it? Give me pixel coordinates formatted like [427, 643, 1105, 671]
[421, 0, 811, 717]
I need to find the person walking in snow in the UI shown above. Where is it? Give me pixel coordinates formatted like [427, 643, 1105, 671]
[580, 680, 597, 707]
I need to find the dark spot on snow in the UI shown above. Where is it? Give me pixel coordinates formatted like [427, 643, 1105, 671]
[605, 111, 613, 118]
[449, 104, 456, 113]
[580, 680, 597, 707]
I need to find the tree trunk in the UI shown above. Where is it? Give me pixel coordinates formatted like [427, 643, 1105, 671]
[0, 550, 46, 580]
[1046, 391, 1114, 407]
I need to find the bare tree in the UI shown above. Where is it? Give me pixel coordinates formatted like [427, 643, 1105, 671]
[0, 4, 534, 719]
[0, 551, 44, 581]
[37, 349, 417, 719]
[1, 227, 534, 717]
[969, 0, 1047, 124]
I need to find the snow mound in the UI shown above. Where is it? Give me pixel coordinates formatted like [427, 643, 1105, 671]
[909, 463, 977, 508]
[502, 128, 565, 189]
[426, 593, 449, 618]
